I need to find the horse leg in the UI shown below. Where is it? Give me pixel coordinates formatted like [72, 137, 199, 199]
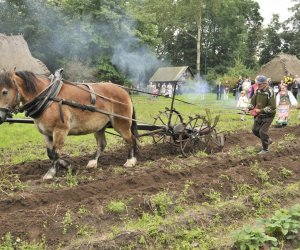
[43, 130, 70, 180]
[86, 129, 106, 169]
[122, 130, 138, 168]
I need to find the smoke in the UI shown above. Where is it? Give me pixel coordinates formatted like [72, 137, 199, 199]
[112, 28, 164, 85]
[15, 1, 164, 85]
[182, 77, 211, 94]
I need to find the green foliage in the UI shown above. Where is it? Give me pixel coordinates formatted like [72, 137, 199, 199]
[235, 184, 257, 196]
[204, 189, 221, 204]
[226, 58, 255, 87]
[0, 166, 26, 195]
[232, 224, 278, 250]
[279, 167, 293, 179]
[233, 204, 300, 250]
[133, 213, 165, 238]
[150, 190, 173, 217]
[1, 0, 300, 82]
[283, 133, 297, 142]
[249, 192, 272, 215]
[76, 224, 95, 237]
[77, 205, 89, 216]
[97, 57, 129, 85]
[250, 162, 270, 184]
[263, 205, 300, 239]
[176, 180, 194, 204]
[259, 15, 282, 65]
[66, 169, 78, 188]
[107, 200, 127, 214]
[62, 210, 73, 234]
[0, 232, 46, 250]
[0, 232, 13, 249]
[228, 145, 244, 157]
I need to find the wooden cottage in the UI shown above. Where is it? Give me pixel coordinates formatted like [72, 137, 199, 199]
[149, 66, 194, 95]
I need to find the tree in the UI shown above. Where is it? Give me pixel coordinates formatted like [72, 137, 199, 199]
[259, 14, 282, 65]
[281, 0, 300, 57]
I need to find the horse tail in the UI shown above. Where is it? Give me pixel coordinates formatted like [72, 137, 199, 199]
[131, 106, 139, 154]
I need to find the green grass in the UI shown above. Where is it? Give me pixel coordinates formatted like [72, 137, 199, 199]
[0, 93, 299, 165]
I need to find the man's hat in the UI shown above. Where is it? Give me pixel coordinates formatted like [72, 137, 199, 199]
[256, 75, 268, 84]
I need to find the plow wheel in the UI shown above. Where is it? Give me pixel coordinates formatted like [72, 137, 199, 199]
[179, 115, 211, 157]
[152, 108, 183, 144]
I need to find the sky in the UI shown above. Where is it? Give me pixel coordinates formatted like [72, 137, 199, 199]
[255, 0, 295, 26]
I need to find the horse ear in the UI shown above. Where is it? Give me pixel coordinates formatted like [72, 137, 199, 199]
[8, 67, 16, 78]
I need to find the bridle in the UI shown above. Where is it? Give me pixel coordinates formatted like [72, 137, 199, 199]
[0, 88, 21, 119]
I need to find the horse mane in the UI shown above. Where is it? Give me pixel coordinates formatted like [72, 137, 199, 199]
[0, 71, 14, 89]
[15, 71, 38, 93]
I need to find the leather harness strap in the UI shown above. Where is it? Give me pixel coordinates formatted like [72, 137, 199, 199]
[50, 96, 145, 124]
[82, 83, 96, 105]
[63, 79, 128, 106]
[19, 78, 63, 118]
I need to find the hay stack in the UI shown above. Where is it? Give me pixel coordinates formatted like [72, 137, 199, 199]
[256, 53, 300, 82]
[0, 34, 50, 75]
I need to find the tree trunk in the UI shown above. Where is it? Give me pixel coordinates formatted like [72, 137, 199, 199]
[196, 25, 201, 79]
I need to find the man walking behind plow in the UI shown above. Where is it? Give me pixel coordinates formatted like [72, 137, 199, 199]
[248, 75, 276, 155]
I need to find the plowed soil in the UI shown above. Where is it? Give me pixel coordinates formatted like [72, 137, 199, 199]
[1, 125, 300, 249]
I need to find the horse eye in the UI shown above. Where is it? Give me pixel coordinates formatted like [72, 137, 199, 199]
[1, 89, 8, 96]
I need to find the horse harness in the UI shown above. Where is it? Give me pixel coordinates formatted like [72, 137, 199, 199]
[16, 70, 137, 124]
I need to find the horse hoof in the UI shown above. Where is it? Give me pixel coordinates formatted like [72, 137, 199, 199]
[123, 157, 137, 168]
[42, 168, 56, 180]
[57, 159, 70, 169]
[86, 159, 98, 169]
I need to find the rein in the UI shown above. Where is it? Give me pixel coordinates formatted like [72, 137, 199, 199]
[50, 96, 150, 125]
[62, 79, 128, 106]
[116, 85, 198, 106]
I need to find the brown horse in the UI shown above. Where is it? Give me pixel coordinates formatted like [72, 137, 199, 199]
[0, 69, 138, 179]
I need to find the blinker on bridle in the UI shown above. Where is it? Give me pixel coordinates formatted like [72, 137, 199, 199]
[0, 86, 21, 119]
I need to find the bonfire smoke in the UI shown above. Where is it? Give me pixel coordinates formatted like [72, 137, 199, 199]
[183, 78, 211, 94]
[111, 20, 164, 86]
[18, 1, 164, 86]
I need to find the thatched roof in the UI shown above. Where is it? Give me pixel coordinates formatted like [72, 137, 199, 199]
[256, 53, 300, 82]
[0, 34, 50, 75]
[149, 66, 194, 83]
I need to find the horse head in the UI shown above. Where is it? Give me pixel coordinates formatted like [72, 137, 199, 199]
[0, 69, 20, 124]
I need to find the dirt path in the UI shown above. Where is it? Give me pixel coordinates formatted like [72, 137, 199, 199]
[1, 125, 300, 248]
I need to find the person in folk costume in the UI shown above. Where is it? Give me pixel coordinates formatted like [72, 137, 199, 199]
[242, 77, 251, 97]
[237, 90, 249, 121]
[276, 82, 298, 107]
[160, 83, 166, 96]
[148, 82, 154, 93]
[166, 83, 173, 97]
[152, 84, 159, 98]
[284, 73, 293, 91]
[248, 75, 276, 155]
[275, 82, 298, 126]
[223, 80, 230, 101]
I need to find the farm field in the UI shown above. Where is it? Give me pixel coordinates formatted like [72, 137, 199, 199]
[1, 93, 300, 249]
